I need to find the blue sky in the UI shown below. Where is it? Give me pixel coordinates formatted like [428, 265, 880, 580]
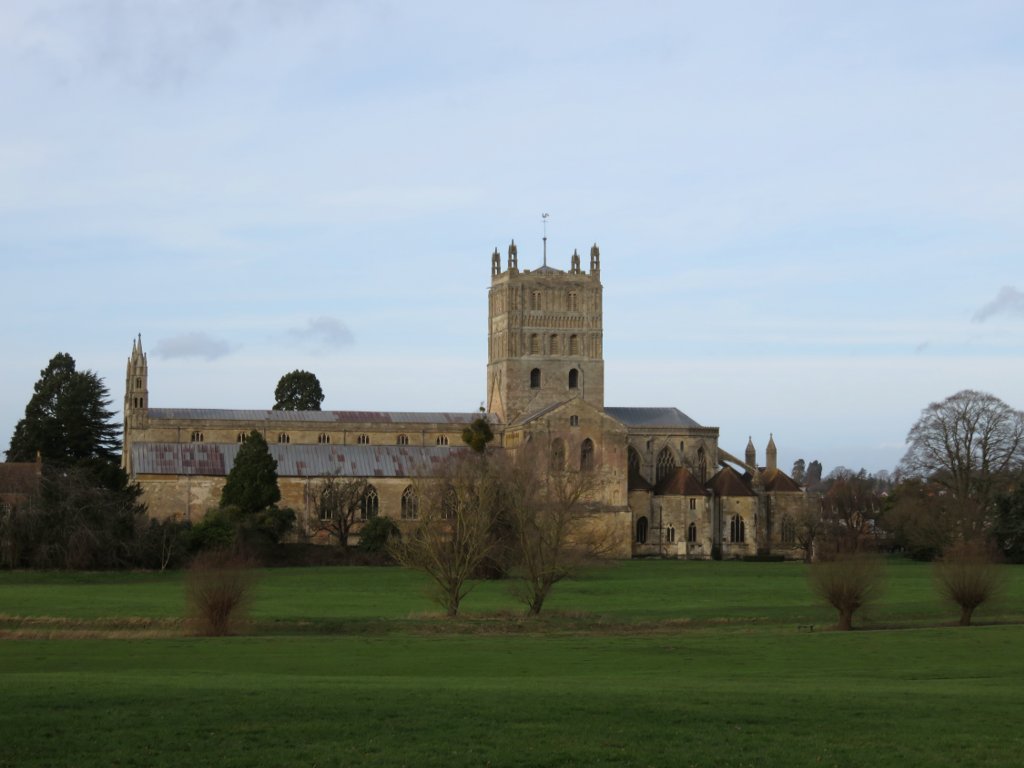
[2, 0, 1022, 475]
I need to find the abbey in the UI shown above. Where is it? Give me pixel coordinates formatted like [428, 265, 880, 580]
[123, 241, 814, 558]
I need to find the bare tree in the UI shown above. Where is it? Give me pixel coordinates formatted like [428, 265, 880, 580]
[899, 390, 1024, 541]
[808, 553, 884, 630]
[307, 476, 369, 551]
[389, 453, 498, 617]
[821, 469, 880, 554]
[501, 446, 611, 616]
[794, 504, 823, 564]
[934, 540, 1005, 626]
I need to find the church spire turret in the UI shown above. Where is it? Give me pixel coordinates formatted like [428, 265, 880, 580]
[745, 436, 756, 469]
[766, 433, 777, 471]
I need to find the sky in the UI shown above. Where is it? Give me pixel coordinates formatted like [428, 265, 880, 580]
[2, 0, 1022, 476]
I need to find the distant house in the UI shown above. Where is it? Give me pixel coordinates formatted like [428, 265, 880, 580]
[0, 453, 43, 511]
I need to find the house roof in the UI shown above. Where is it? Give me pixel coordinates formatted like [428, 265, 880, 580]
[706, 465, 755, 497]
[760, 468, 803, 493]
[654, 467, 708, 496]
[131, 443, 461, 478]
[605, 407, 702, 428]
[147, 409, 487, 425]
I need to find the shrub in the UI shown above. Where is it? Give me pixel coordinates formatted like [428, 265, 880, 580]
[184, 550, 256, 636]
[808, 553, 884, 630]
[357, 516, 400, 555]
[934, 541, 1005, 626]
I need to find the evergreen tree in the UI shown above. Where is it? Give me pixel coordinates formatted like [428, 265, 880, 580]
[7, 353, 120, 464]
[220, 430, 281, 514]
[273, 370, 324, 411]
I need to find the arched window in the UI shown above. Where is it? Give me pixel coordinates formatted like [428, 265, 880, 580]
[567, 291, 578, 311]
[237, 432, 247, 443]
[687, 522, 697, 543]
[781, 515, 796, 545]
[628, 446, 641, 476]
[697, 447, 707, 484]
[580, 438, 595, 471]
[569, 334, 580, 355]
[530, 334, 540, 354]
[278, 433, 290, 444]
[442, 486, 458, 520]
[360, 486, 379, 520]
[397, 434, 409, 446]
[530, 368, 541, 389]
[550, 438, 565, 471]
[401, 486, 418, 520]
[318, 433, 330, 444]
[357, 434, 370, 445]
[730, 514, 745, 543]
[636, 516, 648, 544]
[656, 447, 676, 484]
[530, 290, 541, 310]
[436, 435, 449, 446]
[569, 415, 579, 427]
[568, 369, 579, 389]
[190, 431, 203, 443]
[550, 334, 559, 355]
[135, 377, 142, 389]
[666, 526, 676, 543]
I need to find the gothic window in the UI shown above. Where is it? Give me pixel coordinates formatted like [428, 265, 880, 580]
[569, 335, 580, 355]
[530, 368, 541, 389]
[569, 415, 579, 427]
[319, 500, 333, 521]
[397, 434, 409, 446]
[135, 377, 142, 389]
[666, 526, 676, 544]
[680, 441, 685, 455]
[781, 515, 796, 545]
[568, 369, 579, 389]
[436, 435, 449, 446]
[237, 432, 247, 443]
[442, 486, 458, 520]
[550, 438, 566, 471]
[401, 486, 418, 520]
[580, 438, 595, 471]
[628, 446, 641, 477]
[550, 334, 559, 355]
[530, 334, 540, 354]
[697, 447, 707, 484]
[687, 522, 697, 543]
[278, 433, 290, 444]
[656, 447, 676, 484]
[531, 290, 541, 310]
[318, 433, 330, 444]
[357, 434, 370, 445]
[190, 431, 203, 443]
[636, 516, 648, 544]
[730, 514, 745, 543]
[360, 485, 379, 520]
[568, 291, 578, 311]
[689, 498, 697, 510]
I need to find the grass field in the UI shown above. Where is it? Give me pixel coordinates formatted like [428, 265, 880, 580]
[1, 560, 1023, 767]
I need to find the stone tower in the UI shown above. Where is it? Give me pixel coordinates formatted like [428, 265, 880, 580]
[123, 335, 148, 473]
[486, 241, 605, 423]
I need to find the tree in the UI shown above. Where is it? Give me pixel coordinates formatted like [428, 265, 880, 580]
[808, 553, 884, 630]
[461, 417, 494, 454]
[7, 353, 119, 464]
[934, 540, 1005, 626]
[794, 504, 824, 563]
[991, 486, 1024, 563]
[804, 460, 823, 489]
[308, 476, 369, 551]
[791, 459, 806, 484]
[501, 446, 609, 616]
[899, 390, 1024, 542]
[218, 430, 294, 549]
[273, 370, 324, 411]
[389, 453, 499, 616]
[820, 469, 880, 554]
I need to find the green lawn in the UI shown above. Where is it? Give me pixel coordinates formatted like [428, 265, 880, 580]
[1, 560, 1022, 767]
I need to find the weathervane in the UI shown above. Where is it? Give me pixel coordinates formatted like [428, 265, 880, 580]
[542, 212, 550, 266]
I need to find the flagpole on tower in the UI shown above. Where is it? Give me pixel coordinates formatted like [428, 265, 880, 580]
[542, 212, 549, 267]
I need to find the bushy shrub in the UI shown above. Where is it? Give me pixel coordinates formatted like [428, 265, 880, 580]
[934, 541, 1005, 626]
[184, 550, 256, 636]
[358, 516, 400, 555]
[809, 553, 884, 630]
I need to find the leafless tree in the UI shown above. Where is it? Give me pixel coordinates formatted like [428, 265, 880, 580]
[501, 446, 612, 616]
[899, 390, 1024, 541]
[808, 553, 884, 630]
[821, 469, 880, 554]
[185, 550, 256, 636]
[934, 540, 1005, 626]
[307, 476, 369, 551]
[794, 504, 824, 564]
[389, 453, 499, 617]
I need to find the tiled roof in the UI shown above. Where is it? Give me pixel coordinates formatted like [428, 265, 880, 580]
[654, 467, 708, 496]
[147, 409, 488, 425]
[760, 468, 803, 493]
[132, 443, 461, 478]
[605, 407, 702, 428]
[510, 400, 571, 426]
[706, 465, 755, 497]
[628, 467, 653, 492]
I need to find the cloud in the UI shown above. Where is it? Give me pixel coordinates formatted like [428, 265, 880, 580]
[288, 317, 354, 348]
[154, 332, 232, 360]
[973, 286, 1024, 322]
